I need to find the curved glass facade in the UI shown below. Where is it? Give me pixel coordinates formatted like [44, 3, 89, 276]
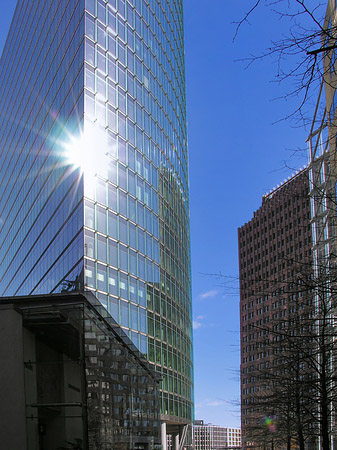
[82, 0, 193, 423]
[0, 0, 193, 426]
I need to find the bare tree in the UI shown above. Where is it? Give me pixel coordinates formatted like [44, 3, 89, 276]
[235, 3, 337, 449]
[234, 1, 336, 124]
[241, 247, 337, 450]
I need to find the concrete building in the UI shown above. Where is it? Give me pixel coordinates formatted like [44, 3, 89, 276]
[0, 0, 193, 446]
[193, 421, 241, 450]
[226, 428, 242, 449]
[238, 169, 314, 449]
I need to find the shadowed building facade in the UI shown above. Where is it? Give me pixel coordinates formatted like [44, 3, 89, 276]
[0, 0, 193, 444]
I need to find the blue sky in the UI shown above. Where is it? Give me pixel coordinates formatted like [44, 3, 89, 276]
[185, 0, 311, 427]
[0, 0, 315, 428]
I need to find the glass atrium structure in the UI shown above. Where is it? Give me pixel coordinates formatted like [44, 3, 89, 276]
[0, 0, 193, 440]
[0, 292, 161, 450]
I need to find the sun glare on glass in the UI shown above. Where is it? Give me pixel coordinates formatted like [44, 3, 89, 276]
[63, 125, 109, 178]
[64, 134, 87, 173]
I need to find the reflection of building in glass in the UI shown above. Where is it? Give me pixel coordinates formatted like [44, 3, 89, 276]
[193, 421, 241, 450]
[0, 0, 193, 443]
[0, 292, 161, 450]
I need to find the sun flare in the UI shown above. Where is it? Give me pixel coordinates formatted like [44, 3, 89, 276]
[63, 124, 109, 178]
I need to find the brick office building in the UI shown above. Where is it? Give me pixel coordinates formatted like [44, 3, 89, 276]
[238, 169, 314, 449]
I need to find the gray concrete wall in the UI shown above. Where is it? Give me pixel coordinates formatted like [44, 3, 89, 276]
[23, 328, 39, 450]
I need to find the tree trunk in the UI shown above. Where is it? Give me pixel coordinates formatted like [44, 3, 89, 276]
[320, 331, 330, 450]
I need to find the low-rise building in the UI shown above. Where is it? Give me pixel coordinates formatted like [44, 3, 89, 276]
[193, 420, 241, 450]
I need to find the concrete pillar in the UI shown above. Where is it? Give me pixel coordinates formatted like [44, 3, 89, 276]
[0, 306, 27, 450]
[161, 422, 167, 450]
[173, 433, 180, 450]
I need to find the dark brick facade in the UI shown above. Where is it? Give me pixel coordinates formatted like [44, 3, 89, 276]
[238, 169, 313, 448]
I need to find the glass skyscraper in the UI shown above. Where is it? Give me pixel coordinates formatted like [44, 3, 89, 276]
[0, 0, 193, 441]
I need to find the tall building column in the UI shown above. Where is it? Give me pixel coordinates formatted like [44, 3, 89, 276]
[161, 422, 167, 450]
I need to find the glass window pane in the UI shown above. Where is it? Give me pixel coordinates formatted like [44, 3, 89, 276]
[85, 259, 95, 288]
[108, 55, 117, 80]
[138, 280, 146, 307]
[85, 91, 95, 118]
[108, 184, 117, 211]
[108, 211, 118, 239]
[97, 48, 106, 73]
[97, 234, 107, 263]
[97, 263, 107, 291]
[118, 163, 127, 190]
[108, 105, 117, 131]
[96, 179, 106, 205]
[96, 205, 107, 234]
[119, 190, 127, 216]
[131, 304, 138, 330]
[118, 138, 126, 163]
[119, 243, 128, 272]
[84, 201, 95, 228]
[85, 39, 95, 65]
[119, 217, 127, 243]
[85, 0, 95, 15]
[97, 23, 106, 47]
[118, 112, 126, 138]
[138, 227, 144, 254]
[85, 230, 95, 258]
[108, 239, 118, 267]
[119, 272, 128, 299]
[108, 159, 117, 184]
[129, 249, 137, 275]
[140, 334, 147, 355]
[128, 195, 136, 222]
[109, 295, 119, 320]
[97, 0, 106, 22]
[120, 300, 129, 328]
[85, 66, 95, 91]
[129, 223, 136, 248]
[131, 331, 139, 348]
[139, 307, 147, 333]
[108, 9, 117, 33]
[129, 276, 137, 302]
[108, 268, 118, 295]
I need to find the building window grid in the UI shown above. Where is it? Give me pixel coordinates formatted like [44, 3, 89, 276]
[83, 4, 189, 195]
[82, 0, 193, 418]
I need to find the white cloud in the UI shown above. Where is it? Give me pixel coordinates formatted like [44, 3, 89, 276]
[193, 315, 205, 329]
[193, 320, 202, 329]
[207, 400, 226, 407]
[196, 399, 227, 408]
[200, 289, 219, 300]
